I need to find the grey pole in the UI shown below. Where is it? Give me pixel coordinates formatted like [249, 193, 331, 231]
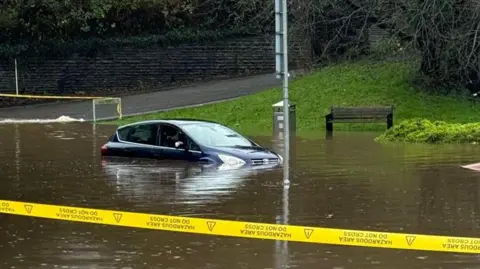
[275, 0, 290, 187]
[15, 58, 19, 95]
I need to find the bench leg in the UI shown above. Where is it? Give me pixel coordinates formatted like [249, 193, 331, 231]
[387, 114, 393, 129]
[325, 114, 333, 138]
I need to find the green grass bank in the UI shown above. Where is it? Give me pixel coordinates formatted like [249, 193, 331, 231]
[105, 59, 480, 138]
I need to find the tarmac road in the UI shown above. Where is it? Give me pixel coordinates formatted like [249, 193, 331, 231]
[0, 73, 281, 121]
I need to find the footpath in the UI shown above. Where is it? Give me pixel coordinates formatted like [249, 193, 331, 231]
[0, 73, 280, 121]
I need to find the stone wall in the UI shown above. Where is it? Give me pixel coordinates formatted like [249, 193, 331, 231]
[0, 35, 311, 95]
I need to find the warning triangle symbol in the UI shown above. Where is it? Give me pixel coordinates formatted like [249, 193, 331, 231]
[24, 204, 33, 214]
[207, 221, 216, 232]
[406, 236, 416, 246]
[304, 229, 314, 239]
[113, 213, 123, 223]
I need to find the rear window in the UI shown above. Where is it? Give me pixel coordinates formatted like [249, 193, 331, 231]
[116, 124, 158, 145]
[117, 126, 133, 141]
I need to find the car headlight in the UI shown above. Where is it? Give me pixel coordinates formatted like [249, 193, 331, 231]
[218, 154, 246, 166]
[277, 154, 283, 164]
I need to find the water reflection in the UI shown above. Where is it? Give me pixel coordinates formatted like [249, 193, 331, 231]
[417, 166, 480, 235]
[274, 129, 291, 269]
[274, 185, 290, 269]
[101, 157, 282, 205]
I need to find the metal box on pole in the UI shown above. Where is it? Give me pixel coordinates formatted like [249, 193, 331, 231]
[272, 101, 296, 138]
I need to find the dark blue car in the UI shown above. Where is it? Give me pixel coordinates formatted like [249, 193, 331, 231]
[101, 119, 283, 170]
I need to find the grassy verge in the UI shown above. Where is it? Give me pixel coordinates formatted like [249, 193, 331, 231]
[103, 59, 480, 137]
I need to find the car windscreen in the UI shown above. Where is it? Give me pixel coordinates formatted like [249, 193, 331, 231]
[181, 123, 254, 147]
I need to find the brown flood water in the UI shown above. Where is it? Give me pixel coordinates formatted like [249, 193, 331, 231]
[1, 123, 480, 269]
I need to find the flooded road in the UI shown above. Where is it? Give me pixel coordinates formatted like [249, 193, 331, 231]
[1, 123, 480, 268]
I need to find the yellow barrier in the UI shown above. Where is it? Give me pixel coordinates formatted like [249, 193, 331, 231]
[0, 93, 123, 121]
[0, 93, 113, 99]
[1, 199, 479, 254]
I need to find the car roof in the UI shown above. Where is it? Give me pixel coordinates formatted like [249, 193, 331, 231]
[117, 118, 221, 129]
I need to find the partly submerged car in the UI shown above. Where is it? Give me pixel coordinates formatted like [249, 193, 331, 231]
[100, 119, 283, 169]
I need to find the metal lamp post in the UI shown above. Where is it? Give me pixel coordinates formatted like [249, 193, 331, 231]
[275, 0, 290, 187]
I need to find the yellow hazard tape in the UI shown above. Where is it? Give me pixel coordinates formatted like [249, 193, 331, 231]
[1, 199, 479, 254]
[0, 93, 115, 100]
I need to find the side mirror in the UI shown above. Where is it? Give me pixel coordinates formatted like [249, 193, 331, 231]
[174, 141, 184, 148]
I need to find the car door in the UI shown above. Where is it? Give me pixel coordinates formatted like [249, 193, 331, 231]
[184, 135, 203, 162]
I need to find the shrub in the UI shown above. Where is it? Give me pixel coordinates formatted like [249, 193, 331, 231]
[375, 118, 480, 144]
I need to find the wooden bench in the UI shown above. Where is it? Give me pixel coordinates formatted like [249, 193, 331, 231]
[325, 105, 394, 133]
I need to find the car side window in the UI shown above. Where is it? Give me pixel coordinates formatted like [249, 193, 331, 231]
[159, 124, 184, 148]
[158, 124, 200, 151]
[117, 124, 158, 145]
[117, 126, 132, 141]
